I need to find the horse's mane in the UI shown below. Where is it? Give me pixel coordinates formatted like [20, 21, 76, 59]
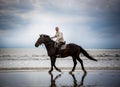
[40, 34, 50, 39]
[40, 34, 54, 42]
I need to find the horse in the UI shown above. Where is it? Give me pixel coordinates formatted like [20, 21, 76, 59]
[35, 34, 97, 73]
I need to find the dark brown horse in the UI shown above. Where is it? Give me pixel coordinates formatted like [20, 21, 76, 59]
[35, 34, 97, 73]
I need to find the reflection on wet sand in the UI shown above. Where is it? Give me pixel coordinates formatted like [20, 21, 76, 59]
[49, 72, 87, 87]
[70, 72, 87, 87]
[49, 72, 61, 87]
[0, 70, 119, 87]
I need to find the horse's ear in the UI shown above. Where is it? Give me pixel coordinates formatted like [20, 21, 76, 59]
[40, 34, 44, 37]
[39, 34, 42, 37]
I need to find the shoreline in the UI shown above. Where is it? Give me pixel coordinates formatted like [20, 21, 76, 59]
[0, 67, 120, 71]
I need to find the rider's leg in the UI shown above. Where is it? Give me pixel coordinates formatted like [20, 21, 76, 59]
[56, 42, 62, 57]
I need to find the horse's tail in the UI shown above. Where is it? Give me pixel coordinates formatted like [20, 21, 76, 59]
[80, 46, 97, 61]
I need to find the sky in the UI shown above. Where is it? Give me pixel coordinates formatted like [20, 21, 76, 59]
[0, 0, 120, 48]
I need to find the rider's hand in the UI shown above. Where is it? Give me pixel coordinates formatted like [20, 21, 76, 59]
[50, 37, 54, 39]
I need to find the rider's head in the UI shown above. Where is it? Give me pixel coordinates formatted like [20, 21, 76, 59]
[55, 27, 59, 32]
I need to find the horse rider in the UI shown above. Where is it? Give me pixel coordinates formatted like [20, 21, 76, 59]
[51, 27, 65, 57]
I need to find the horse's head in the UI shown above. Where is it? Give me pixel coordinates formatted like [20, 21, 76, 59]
[35, 34, 51, 47]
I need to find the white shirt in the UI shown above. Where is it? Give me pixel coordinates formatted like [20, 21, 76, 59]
[53, 31, 64, 43]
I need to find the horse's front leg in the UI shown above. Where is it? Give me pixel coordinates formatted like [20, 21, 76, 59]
[49, 57, 61, 73]
[53, 57, 61, 72]
[49, 57, 54, 73]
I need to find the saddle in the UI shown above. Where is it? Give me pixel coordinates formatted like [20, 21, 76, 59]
[54, 41, 66, 50]
[55, 42, 66, 57]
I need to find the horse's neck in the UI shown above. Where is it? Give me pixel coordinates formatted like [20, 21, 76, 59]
[44, 41, 56, 56]
[44, 41, 55, 52]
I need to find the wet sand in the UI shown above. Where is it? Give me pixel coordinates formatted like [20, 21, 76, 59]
[0, 70, 120, 87]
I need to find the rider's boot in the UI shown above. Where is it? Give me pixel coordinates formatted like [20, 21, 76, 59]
[56, 47, 61, 58]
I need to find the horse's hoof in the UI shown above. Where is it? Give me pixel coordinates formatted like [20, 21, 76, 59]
[48, 70, 52, 74]
[84, 70, 87, 74]
[69, 71, 73, 74]
[58, 69, 61, 72]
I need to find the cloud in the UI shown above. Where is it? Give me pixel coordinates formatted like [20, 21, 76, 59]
[0, 0, 120, 48]
[0, 0, 34, 12]
[1, 0, 120, 13]
[48, 0, 120, 13]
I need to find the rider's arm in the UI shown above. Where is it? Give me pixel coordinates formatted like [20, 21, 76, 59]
[51, 33, 57, 39]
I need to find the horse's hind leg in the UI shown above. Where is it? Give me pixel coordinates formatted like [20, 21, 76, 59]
[54, 65, 61, 72]
[70, 57, 77, 74]
[76, 57, 86, 73]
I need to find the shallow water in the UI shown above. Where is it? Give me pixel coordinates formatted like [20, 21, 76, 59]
[0, 48, 120, 69]
[0, 70, 120, 87]
[0, 59, 120, 70]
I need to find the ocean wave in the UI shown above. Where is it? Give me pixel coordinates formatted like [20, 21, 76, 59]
[0, 48, 120, 61]
[0, 57, 119, 61]
[0, 53, 120, 58]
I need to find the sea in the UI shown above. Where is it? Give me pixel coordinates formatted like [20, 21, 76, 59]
[0, 48, 120, 70]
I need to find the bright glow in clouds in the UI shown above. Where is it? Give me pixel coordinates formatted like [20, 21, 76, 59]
[0, 0, 120, 48]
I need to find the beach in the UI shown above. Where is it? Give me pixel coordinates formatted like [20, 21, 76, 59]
[0, 48, 120, 87]
[0, 70, 120, 87]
